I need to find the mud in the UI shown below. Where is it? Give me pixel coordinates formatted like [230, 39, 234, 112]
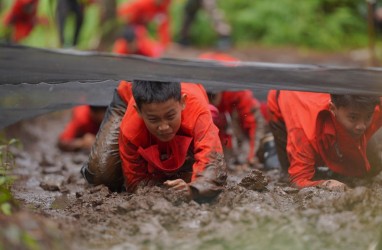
[2, 46, 382, 250]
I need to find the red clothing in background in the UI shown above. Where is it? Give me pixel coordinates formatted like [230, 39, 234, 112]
[3, 0, 39, 42]
[117, 81, 223, 193]
[118, 0, 171, 47]
[112, 25, 163, 57]
[268, 90, 382, 188]
[216, 90, 261, 162]
[59, 106, 101, 142]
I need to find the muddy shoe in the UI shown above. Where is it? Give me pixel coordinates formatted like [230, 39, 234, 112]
[257, 135, 281, 170]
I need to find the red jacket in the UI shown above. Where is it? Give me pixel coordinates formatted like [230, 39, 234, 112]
[117, 81, 224, 194]
[118, 0, 171, 47]
[112, 25, 163, 57]
[199, 52, 263, 161]
[216, 90, 261, 161]
[59, 105, 101, 142]
[3, 0, 39, 42]
[268, 90, 382, 188]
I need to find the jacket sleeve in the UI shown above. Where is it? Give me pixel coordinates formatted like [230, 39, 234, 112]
[188, 113, 227, 200]
[119, 132, 153, 193]
[287, 128, 324, 188]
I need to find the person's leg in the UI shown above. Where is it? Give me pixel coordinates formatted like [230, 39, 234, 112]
[56, 0, 70, 47]
[202, 0, 231, 49]
[268, 120, 289, 180]
[178, 0, 203, 46]
[70, 0, 84, 46]
[81, 89, 126, 191]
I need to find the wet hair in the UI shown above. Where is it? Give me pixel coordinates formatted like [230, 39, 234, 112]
[330, 94, 380, 111]
[132, 80, 181, 110]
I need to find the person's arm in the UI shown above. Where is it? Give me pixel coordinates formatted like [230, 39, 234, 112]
[58, 133, 95, 152]
[119, 133, 154, 193]
[188, 113, 227, 201]
[287, 128, 326, 188]
[58, 115, 84, 151]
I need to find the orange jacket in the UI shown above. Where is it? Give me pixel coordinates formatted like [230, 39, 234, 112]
[268, 90, 382, 188]
[59, 106, 101, 142]
[3, 0, 38, 42]
[117, 0, 171, 47]
[117, 81, 224, 193]
[216, 90, 261, 161]
[112, 25, 163, 57]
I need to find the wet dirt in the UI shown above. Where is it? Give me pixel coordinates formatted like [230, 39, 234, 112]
[2, 45, 382, 250]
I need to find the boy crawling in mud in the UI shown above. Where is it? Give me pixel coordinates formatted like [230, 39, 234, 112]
[82, 80, 227, 201]
[267, 90, 382, 191]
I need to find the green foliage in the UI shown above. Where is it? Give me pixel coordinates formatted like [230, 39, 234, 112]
[0, 0, 372, 50]
[219, 0, 368, 50]
[0, 137, 20, 215]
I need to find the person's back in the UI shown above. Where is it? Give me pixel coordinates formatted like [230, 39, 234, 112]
[268, 90, 382, 190]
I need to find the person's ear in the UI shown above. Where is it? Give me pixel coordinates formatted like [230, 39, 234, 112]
[329, 101, 336, 117]
[180, 94, 187, 110]
[133, 104, 142, 117]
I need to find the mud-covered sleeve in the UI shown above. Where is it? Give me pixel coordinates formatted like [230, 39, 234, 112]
[188, 112, 227, 200]
[287, 128, 324, 188]
[119, 133, 151, 193]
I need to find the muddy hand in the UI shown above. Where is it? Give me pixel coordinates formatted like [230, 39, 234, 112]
[164, 179, 192, 199]
[320, 179, 348, 192]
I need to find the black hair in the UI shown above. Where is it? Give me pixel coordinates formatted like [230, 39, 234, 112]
[122, 25, 136, 42]
[132, 80, 181, 110]
[330, 94, 380, 111]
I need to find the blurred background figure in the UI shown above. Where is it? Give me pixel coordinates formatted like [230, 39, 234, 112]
[112, 24, 163, 57]
[2, 0, 39, 43]
[199, 52, 279, 170]
[375, 3, 382, 33]
[56, 0, 95, 48]
[58, 105, 106, 152]
[117, 0, 171, 56]
[178, 0, 231, 49]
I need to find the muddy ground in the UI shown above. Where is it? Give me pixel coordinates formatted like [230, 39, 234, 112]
[2, 45, 382, 250]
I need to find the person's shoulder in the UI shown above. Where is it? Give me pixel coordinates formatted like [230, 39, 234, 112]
[72, 105, 91, 123]
[120, 105, 148, 145]
[117, 80, 133, 104]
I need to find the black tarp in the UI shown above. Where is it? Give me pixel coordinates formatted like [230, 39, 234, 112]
[1, 45, 382, 128]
